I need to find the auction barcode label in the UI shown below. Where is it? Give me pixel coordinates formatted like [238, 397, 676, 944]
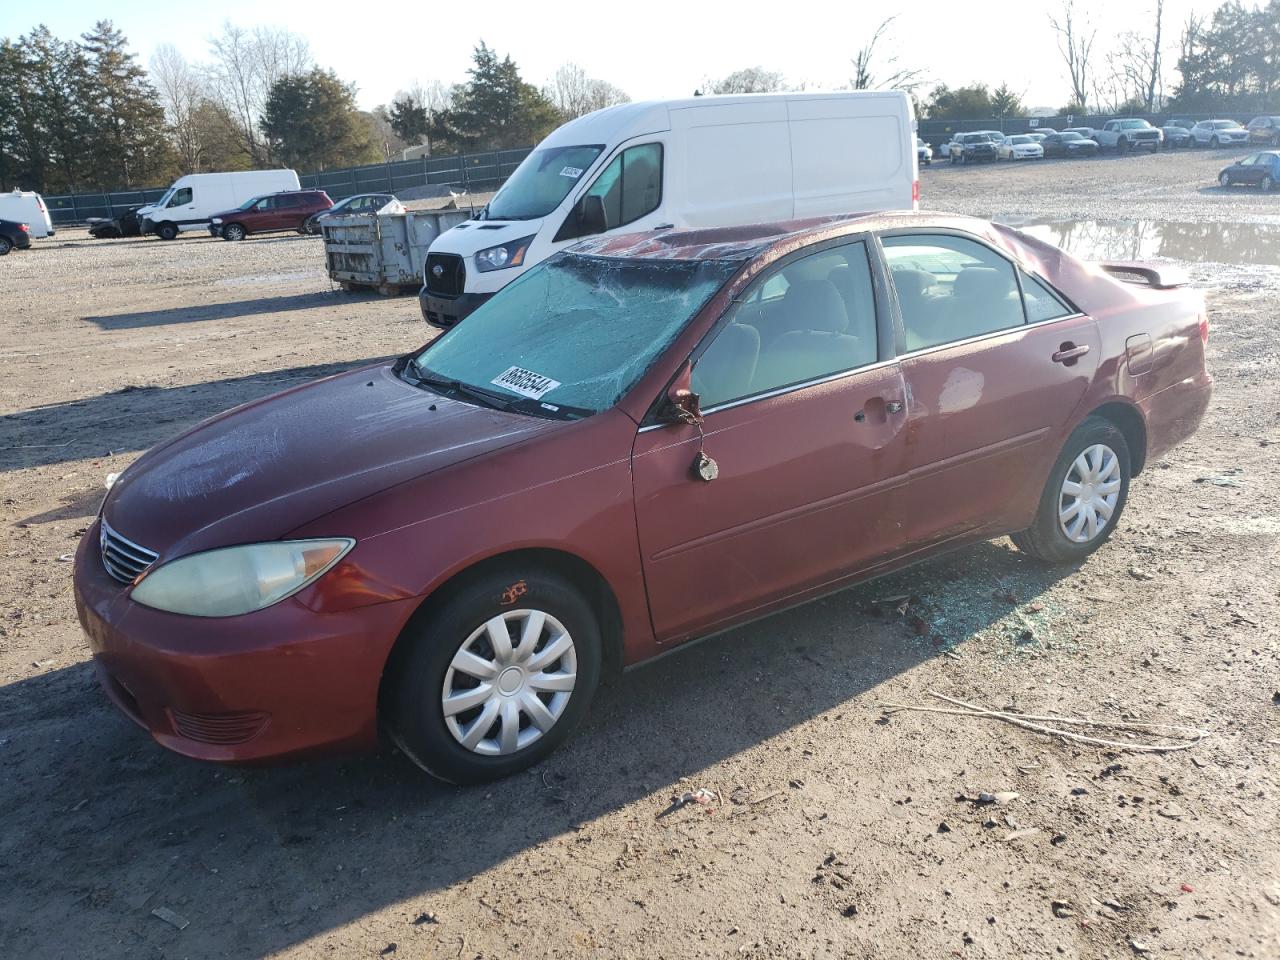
[491, 366, 562, 400]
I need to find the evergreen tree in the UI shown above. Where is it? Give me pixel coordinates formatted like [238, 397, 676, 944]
[81, 20, 176, 189]
[260, 67, 379, 170]
[24, 25, 95, 192]
[432, 43, 561, 152]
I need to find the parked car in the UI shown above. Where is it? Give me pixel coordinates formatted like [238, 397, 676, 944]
[1217, 151, 1279, 191]
[971, 129, 1006, 144]
[138, 170, 301, 240]
[1246, 116, 1280, 146]
[949, 132, 999, 164]
[0, 190, 55, 238]
[303, 193, 401, 235]
[1191, 119, 1249, 149]
[1095, 118, 1161, 152]
[1160, 123, 1194, 148]
[1041, 131, 1099, 158]
[1062, 126, 1096, 140]
[1024, 132, 1049, 144]
[0, 218, 32, 255]
[998, 134, 1044, 160]
[75, 211, 1212, 783]
[916, 137, 933, 166]
[87, 206, 144, 240]
[422, 91, 918, 327]
[210, 190, 333, 241]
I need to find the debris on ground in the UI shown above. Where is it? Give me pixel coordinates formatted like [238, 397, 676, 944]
[657, 788, 718, 818]
[412, 912, 438, 925]
[150, 906, 190, 930]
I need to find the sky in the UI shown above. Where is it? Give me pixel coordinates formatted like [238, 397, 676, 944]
[4, 0, 1204, 113]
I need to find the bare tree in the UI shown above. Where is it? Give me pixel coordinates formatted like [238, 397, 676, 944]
[544, 63, 629, 119]
[150, 44, 207, 171]
[850, 17, 926, 93]
[1048, 0, 1098, 110]
[705, 67, 786, 95]
[1106, 0, 1166, 112]
[205, 22, 311, 164]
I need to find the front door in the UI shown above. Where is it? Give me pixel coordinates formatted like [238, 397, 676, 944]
[632, 239, 910, 643]
[879, 232, 1100, 545]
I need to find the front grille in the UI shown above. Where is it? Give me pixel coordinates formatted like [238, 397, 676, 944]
[100, 520, 158, 585]
[425, 253, 465, 298]
[169, 708, 270, 745]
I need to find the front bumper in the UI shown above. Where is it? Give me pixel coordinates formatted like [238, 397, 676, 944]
[419, 289, 494, 328]
[73, 520, 419, 763]
[208, 224, 223, 237]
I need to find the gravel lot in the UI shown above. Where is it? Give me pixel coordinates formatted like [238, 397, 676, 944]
[1, 148, 1278, 960]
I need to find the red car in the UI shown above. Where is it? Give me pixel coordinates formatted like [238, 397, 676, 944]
[209, 189, 332, 240]
[74, 212, 1211, 783]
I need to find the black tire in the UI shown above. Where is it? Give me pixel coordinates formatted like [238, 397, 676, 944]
[1011, 416, 1132, 565]
[222, 223, 246, 241]
[385, 568, 603, 784]
[0, 236, 11, 256]
[1119, 137, 1129, 153]
[1261, 175, 1275, 193]
[156, 222, 179, 241]
[1220, 172, 1232, 188]
[1210, 136, 1220, 149]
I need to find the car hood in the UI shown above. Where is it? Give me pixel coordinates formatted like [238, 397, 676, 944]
[431, 219, 539, 255]
[103, 365, 563, 559]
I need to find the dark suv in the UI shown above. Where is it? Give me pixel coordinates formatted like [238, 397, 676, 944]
[210, 190, 333, 241]
[1248, 116, 1280, 147]
[948, 133, 999, 164]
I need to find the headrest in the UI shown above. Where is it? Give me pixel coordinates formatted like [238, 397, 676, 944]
[890, 267, 933, 300]
[781, 279, 848, 333]
[953, 266, 1007, 299]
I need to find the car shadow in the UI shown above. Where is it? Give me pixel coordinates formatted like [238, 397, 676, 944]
[0, 357, 402, 473]
[0, 539, 1074, 959]
[83, 290, 379, 330]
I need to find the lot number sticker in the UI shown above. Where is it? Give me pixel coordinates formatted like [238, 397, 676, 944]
[491, 366, 562, 400]
[559, 166, 584, 178]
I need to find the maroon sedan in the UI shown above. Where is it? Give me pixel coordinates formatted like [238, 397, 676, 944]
[74, 212, 1212, 783]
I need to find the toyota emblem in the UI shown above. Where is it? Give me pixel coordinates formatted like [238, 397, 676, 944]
[431, 264, 444, 277]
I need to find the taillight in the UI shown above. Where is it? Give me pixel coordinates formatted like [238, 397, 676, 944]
[912, 179, 920, 209]
[1198, 313, 1209, 345]
[18, 223, 29, 232]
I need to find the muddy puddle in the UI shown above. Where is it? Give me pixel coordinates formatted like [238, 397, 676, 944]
[994, 218, 1280, 268]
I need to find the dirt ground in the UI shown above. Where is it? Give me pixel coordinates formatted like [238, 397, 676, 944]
[1, 149, 1278, 960]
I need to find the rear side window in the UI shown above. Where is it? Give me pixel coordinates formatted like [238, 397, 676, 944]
[692, 241, 878, 408]
[882, 235, 1024, 351]
[1021, 270, 1073, 323]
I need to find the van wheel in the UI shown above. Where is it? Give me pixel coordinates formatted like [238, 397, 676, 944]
[0, 237, 11, 256]
[222, 223, 247, 242]
[385, 569, 603, 784]
[1012, 416, 1131, 564]
[156, 222, 179, 241]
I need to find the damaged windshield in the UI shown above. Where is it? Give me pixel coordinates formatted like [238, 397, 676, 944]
[411, 253, 740, 416]
[485, 145, 604, 221]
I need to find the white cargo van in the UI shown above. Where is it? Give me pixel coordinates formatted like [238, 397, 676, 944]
[0, 190, 55, 238]
[420, 91, 916, 326]
[137, 169, 300, 239]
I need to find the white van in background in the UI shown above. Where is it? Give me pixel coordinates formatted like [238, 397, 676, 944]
[137, 169, 301, 239]
[420, 91, 917, 326]
[0, 190, 55, 238]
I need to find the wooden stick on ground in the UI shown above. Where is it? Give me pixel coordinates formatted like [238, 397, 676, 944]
[882, 691, 1208, 753]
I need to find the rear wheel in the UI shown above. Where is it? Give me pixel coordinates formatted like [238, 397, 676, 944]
[222, 223, 247, 241]
[0, 236, 11, 256]
[1012, 416, 1132, 564]
[1262, 175, 1275, 193]
[386, 569, 603, 784]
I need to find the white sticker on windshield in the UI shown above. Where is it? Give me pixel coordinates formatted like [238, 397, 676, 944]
[491, 366, 562, 400]
[559, 166, 584, 178]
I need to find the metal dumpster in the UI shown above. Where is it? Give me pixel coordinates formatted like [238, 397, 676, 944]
[323, 208, 473, 296]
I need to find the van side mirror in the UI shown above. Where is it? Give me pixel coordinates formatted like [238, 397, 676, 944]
[664, 362, 703, 425]
[578, 194, 608, 236]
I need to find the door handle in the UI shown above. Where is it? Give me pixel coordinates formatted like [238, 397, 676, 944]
[1052, 343, 1091, 364]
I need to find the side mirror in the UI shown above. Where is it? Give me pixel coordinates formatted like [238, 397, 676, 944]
[578, 194, 608, 236]
[664, 362, 703, 425]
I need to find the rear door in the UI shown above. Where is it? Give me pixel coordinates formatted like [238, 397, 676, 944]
[877, 231, 1100, 545]
[632, 238, 911, 643]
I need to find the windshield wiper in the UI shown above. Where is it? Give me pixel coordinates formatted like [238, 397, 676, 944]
[403, 358, 514, 412]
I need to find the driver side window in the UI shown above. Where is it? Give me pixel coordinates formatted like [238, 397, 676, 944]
[168, 187, 192, 207]
[556, 143, 663, 242]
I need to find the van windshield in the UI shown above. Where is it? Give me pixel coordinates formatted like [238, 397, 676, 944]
[485, 145, 604, 221]
[406, 253, 740, 416]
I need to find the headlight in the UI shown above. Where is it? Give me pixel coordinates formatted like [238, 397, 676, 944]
[211, 217, 223, 224]
[475, 235, 535, 273]
[130, 539, 354, 618]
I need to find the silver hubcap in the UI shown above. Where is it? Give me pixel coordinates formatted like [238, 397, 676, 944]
[1059, 443, 1122, 543]
[441, 609, 577, 757]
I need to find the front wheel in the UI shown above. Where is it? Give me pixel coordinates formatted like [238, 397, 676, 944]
[222, 223, 247, 241]
[1210, 136, 1220, 149]
[1011, 416, 1131, 564]
[155, 222, 179, 241]
[385, 569, 603, 784]
[1220, 172, 1232, 187]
